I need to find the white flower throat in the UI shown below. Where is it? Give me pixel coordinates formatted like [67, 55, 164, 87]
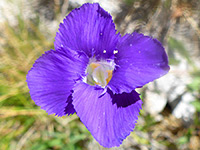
[86, 60, 115, 87]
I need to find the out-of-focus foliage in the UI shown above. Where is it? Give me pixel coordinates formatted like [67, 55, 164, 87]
[0, 0, 200, 150]
[0, 14, 92, 150]
[168, 37, 191, 65]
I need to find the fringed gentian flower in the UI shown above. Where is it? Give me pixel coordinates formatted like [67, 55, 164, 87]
[27, 3, 170, 148]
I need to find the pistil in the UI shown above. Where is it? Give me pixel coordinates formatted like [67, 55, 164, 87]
[85, 61, 114, 87]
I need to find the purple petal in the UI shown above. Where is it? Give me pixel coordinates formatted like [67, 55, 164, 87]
[108, 32, 170, 94]
[54, 3, 120, 60]
[72, 82, 142, 148]
[64, 94, 76, 115]
[27, 49, 88, 116]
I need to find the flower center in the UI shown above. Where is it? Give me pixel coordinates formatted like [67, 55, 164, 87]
[85, 61, 114, 87]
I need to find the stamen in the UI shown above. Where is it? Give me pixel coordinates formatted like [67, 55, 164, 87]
[106, 70, 113, 84]
[85, 60, 115, 87]
[90, 63, 100, 70]
[92, 65, 108, 86]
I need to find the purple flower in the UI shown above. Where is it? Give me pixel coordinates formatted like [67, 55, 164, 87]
[27, 3, 170, 148]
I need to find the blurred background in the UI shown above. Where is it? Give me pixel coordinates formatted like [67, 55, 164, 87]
[0, 0, 199, 150]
